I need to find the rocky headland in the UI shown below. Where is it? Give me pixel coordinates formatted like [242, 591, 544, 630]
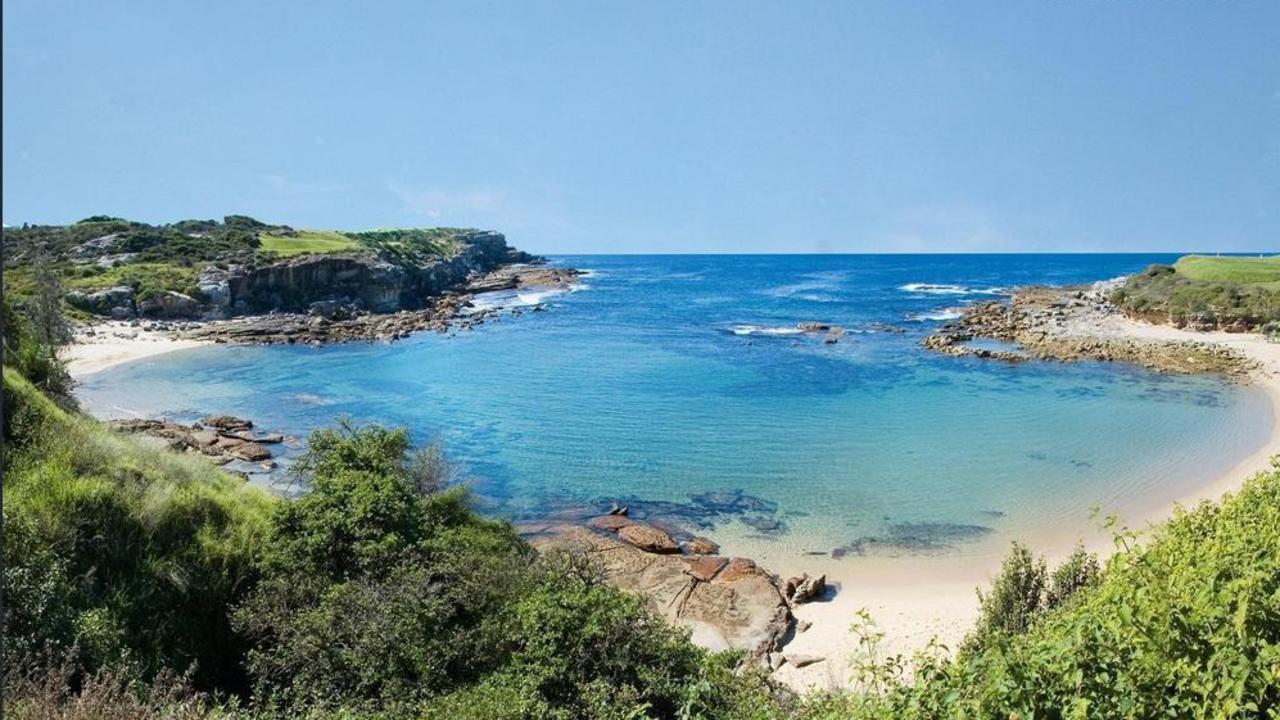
[923, 281, 1255, 376]
[5, 216, 582, 349]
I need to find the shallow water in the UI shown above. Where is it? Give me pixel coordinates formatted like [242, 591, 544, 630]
[78, 254, 1272, 560]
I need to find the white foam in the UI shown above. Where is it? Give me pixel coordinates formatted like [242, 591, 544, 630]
[899, 283, 1006, 296]
[730, 324, 807, 337]
[906, 308, 964, 322]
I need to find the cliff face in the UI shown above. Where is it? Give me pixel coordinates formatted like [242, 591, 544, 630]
[217, 231, 534, 316]
[68, 230, 536, 320]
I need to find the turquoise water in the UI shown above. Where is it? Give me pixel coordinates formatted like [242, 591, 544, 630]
[78, 255, 1271, 559]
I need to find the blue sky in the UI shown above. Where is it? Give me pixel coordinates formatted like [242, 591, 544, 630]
[3, 2, 1277, 253]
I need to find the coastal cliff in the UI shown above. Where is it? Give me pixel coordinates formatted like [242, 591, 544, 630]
[1, 217, 540, 323]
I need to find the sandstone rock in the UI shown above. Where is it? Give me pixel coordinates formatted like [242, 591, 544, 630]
[618, 524, 680, 554]
[686, 536, 720, 555]
[227, 442, 272, 462]
[718, 557, 767, 583]
[684, 556, 728, 582]
[189, 430, 220, 447]
[531, 526, 792, 655]
[785, 573, 826, 604]
[588, 514, 634, 532]
[137, 291, 200, 318]
[201, 415, 253, 432]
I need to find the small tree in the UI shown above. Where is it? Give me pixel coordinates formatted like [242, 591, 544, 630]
[966, 542, 1047, 651]
[406, 439, 460, 497]
[28, 243, 72, 349]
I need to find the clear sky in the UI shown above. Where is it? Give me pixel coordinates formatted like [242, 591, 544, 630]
[3, 1, 1277, 253]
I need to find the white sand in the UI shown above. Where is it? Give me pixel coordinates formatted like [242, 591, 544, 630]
[62, 322, 210, 379]
[761, 317, 1280, 692]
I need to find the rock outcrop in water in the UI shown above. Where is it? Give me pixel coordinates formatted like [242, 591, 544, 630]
[109, 414, 291, 474]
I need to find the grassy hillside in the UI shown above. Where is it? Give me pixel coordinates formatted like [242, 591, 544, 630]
[257, 229, 362, 257]
[1174, 254, 1280, 284]
[1111, 256, 1280, 330]
[0, 216, 478, 307]
[2, 368, 276, 690]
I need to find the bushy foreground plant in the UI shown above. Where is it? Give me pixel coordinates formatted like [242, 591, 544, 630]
[235, 421, 776, 718]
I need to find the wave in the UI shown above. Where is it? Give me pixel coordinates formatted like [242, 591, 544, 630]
[906, 308, 964, 322]
[899, 283, 1006, 296]
[730, 324, 807, 337]
[467, 288, 565, 313]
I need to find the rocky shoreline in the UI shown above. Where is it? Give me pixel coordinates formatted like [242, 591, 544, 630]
[923, 282, 1255, 376]
[84, 263, 581, 347]
[109, 414, 295, 477]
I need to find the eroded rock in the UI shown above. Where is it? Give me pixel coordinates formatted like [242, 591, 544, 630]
[530, 526, 793, 656]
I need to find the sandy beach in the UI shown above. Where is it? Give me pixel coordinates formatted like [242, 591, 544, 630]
[62, 322, 210, 379]
[753, 316, 1280, 692]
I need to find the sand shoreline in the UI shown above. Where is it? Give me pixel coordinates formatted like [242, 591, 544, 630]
[754, 315, 1280, 691]
[63, 322, 211, 379]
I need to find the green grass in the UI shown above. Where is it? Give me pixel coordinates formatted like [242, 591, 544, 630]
[1174, 254, 1280, 285]
[2, 368, 275, 690]
[258, 230, 362, 257]
[64, 263, 200, 301]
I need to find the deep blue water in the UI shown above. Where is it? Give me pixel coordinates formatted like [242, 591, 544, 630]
[79, 255, 1271, 559]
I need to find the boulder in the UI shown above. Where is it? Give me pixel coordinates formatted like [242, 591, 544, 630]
[66, 285, 135, 317]
[201, 415, 253, 432]
[588, 515, 635, 532]
[686, 536, 720, 555]
[137, 291, 200, 318]
[531, 526, 792, 655]
[784, 573, 826, 604]
[618, 524, 680, 554]
[226, 441, 272, 462]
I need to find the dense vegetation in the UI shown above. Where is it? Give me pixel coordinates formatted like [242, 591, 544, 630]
[0, 216, 476, 306]
[1111, 255, 1280, 331]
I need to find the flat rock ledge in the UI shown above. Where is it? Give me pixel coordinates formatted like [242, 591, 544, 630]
[109, 415, 289, 473]
[924, 284, 1254, 377]
[528, 523, 795, 659]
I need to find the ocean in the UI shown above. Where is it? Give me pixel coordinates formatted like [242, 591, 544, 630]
[77, 254, 1272, 561]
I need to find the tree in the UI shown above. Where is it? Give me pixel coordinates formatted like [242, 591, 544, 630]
[27, 243, 72, 349]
